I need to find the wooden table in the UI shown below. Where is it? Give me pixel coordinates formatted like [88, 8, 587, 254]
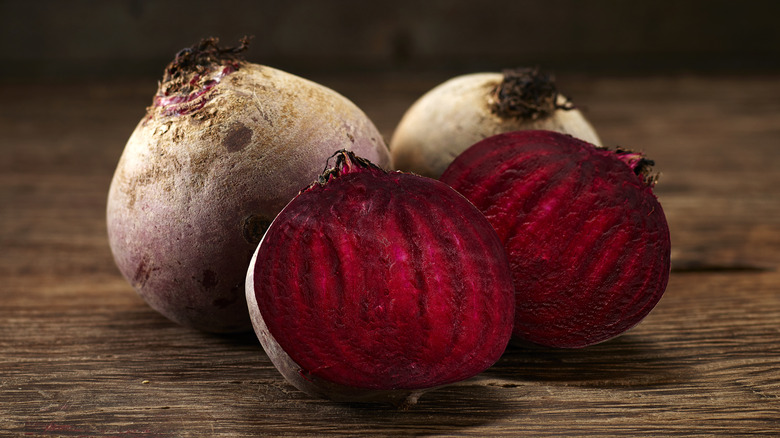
[2, 73, 779, 436]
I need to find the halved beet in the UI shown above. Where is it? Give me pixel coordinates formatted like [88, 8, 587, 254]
[245, 150, 515, 404]
[440, 130, 671, 348]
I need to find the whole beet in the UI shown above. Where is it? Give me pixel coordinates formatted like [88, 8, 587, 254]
[390, 68, 600, 179]
[107, 38, 391, 332]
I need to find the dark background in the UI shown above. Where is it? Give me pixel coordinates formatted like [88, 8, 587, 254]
[3, 0, 780, 81]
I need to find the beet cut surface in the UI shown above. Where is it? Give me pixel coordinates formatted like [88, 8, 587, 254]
[246, 151, 515, 403]
[440, 130, 671, 348]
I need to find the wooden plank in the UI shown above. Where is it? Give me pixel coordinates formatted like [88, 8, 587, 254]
[2, 75, 780, 436]
[3, 272, 780, 436]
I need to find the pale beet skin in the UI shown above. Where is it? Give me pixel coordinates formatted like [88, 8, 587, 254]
[246, 151, 515, 404]
[390, 68, 601, 179]
[440, 130, 671, 348]
[107, 39, 391, 333]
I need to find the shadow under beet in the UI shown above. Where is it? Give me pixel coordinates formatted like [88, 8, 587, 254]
[216, 327, 518, 436]
[485, 333, 693, 389]
[242, 382, 517, 437]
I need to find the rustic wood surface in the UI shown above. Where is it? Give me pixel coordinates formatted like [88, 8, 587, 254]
[2, 73, 779, 436]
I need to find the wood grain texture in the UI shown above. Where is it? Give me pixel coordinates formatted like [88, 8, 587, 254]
[2, 74, 780, 436]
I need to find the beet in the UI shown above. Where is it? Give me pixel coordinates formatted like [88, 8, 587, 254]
[246, 150, 515, 404]
[107, 38, 390, 333]
[440, 130, 671, 348]
[390, 68, 601, 179]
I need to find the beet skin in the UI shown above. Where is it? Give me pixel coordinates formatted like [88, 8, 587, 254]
[107, 39, 390, 333]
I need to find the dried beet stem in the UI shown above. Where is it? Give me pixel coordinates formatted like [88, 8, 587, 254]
[614, 147, 659, 187]
[152, 37, 252, 116]
[317, 149, 385, 185]
[160, 36, 250, 93]
[489, 67, 573, 120]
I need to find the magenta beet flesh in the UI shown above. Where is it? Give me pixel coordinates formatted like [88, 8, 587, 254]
[440, 130, 671, 348]
[246, 151, 514, 403]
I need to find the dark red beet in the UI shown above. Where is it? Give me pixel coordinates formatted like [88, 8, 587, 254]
[440, 130, 671, 348]
[245, 150, 515, 404]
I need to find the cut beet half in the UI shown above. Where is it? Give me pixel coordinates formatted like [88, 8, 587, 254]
[440, 130, 671, 348]
[245, 150, 515, 404]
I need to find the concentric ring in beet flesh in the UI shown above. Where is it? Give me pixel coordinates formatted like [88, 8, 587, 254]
[247, 151, 515, 399]
[440, 130, 671, 348]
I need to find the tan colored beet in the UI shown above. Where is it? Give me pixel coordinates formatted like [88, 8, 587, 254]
[107, 39, 391, 333]
[390, 68, 600, 179]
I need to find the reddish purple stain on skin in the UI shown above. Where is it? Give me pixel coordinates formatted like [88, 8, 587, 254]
[200, 269, 218, 289]
[223, 122, 253, 152]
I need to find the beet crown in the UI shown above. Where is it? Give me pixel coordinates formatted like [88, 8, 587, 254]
[153, 37, 250, 116]
[490, 67, 573, 120]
